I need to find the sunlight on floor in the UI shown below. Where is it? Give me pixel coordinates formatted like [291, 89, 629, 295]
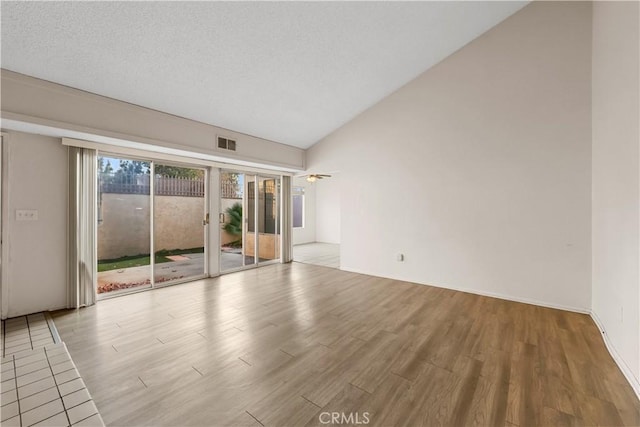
[293, 242, 340, 269]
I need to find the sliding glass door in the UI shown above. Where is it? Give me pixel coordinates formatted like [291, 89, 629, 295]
[153, 164, 206, 284]
[97, 159, 282, 294]
[97, 155, 207, 297]
[220, 171, 246, 271]
[97, 156, 152, 295]
[220, 171, 281, 272]
[256, 176, 280, 262]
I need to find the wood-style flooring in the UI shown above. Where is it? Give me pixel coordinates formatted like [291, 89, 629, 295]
[52, 263, 640, 426]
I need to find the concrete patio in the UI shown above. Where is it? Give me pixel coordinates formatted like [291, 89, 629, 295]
[97, 253, 206, 294]
[97, 251, 272, 294]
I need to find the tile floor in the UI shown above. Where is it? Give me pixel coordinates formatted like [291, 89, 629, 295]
[293, 242, 340, 269]
[1, 316, 104, 427]
[2, 314, 56, 357]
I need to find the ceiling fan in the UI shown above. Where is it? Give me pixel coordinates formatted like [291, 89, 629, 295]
[301, 174, 332, 183]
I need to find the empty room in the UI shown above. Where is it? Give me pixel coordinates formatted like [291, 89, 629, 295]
[0, 1, 639, 426]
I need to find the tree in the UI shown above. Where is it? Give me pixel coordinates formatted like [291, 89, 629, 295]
[155, 165, 204, 179]
[223, 203, 243, 237]
[118, 160, 149, 175]
[221, 172, 240, 198]
[98, 157, 114, 173]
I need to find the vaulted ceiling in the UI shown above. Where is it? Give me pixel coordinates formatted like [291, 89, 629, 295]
[1, 1, 527, 149]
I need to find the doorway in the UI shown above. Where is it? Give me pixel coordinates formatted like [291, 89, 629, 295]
[292, 174, 340, 269]
[153, 163, 206, 284]
[220, 171, 281, 272]
[96, 155, 207, 296]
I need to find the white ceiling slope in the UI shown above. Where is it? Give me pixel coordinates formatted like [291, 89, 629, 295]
[1, 1, 527, 149]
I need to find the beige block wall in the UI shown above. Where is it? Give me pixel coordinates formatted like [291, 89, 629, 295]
[245, 232, 280, 260]
[155, 195, 205, 252]
[220, 229, 239, 246]
[98, 194, 151, 259]
[98, 193, 205, 259]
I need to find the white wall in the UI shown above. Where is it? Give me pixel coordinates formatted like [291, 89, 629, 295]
[1, 70, 305, 171]
[307, 1, 592, 311]
[292, 177, 316, 245]
[1, 131, 68, 317]
[0, 68, 305, 318]
[591, 0, 640, 392]
[315, 174, 341, 244]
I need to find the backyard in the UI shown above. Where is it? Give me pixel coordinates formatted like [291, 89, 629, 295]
[96, 164, 245, 293]
[97, 247, 205, 272]
[97, 248, 205, 294]
[97, 158, 209, 294]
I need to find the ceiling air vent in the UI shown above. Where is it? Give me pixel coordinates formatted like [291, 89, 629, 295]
[217, 136, 237, 152]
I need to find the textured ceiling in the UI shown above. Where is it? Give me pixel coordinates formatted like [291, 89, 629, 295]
[1, 1, 527, 149]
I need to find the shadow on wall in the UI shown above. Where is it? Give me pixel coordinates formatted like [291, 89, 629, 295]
[314, 173, 341, 245]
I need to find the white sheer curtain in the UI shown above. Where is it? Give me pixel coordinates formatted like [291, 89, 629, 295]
[281, 175, 292, 263]
[68, 146, 97, 308]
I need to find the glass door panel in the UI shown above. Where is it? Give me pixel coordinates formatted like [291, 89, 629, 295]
[257, 176, 281, 263]
[153, 164, 206, 284]
[97, 156, 152, 295]
[220, 171, 250, 271]
[246, 175, 258, 265]
[219, 172, 281, 272]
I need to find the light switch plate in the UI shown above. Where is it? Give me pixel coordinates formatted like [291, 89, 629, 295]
[16, 210, 38, 221]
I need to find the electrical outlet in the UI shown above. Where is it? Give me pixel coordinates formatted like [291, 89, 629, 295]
[16, 210, 38, 221]
[620, 306, 624, 323]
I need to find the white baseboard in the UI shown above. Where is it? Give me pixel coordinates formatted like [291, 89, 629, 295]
[590, 311, 640, 400]
[339, 266, 590, 314]
[339, 265, 638, 401]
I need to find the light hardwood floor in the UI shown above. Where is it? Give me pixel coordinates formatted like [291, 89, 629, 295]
[52, 263, 639, 426]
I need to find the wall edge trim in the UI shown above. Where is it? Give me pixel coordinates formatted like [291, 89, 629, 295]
[590, 310, 640, 400]
[339, 266, 591, 314]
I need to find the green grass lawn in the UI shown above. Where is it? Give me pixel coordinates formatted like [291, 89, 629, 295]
[98, 247, 204, 272]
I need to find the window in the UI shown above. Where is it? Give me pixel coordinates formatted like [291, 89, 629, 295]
[293, 186, 304, 228]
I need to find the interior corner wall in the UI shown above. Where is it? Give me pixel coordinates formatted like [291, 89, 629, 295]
[292, 176, 316, 245]
[306, 1, 592, 311]
[314, 174, 341, 244]
[2, 131, 68, 318]
[591, 0, 640, 390]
